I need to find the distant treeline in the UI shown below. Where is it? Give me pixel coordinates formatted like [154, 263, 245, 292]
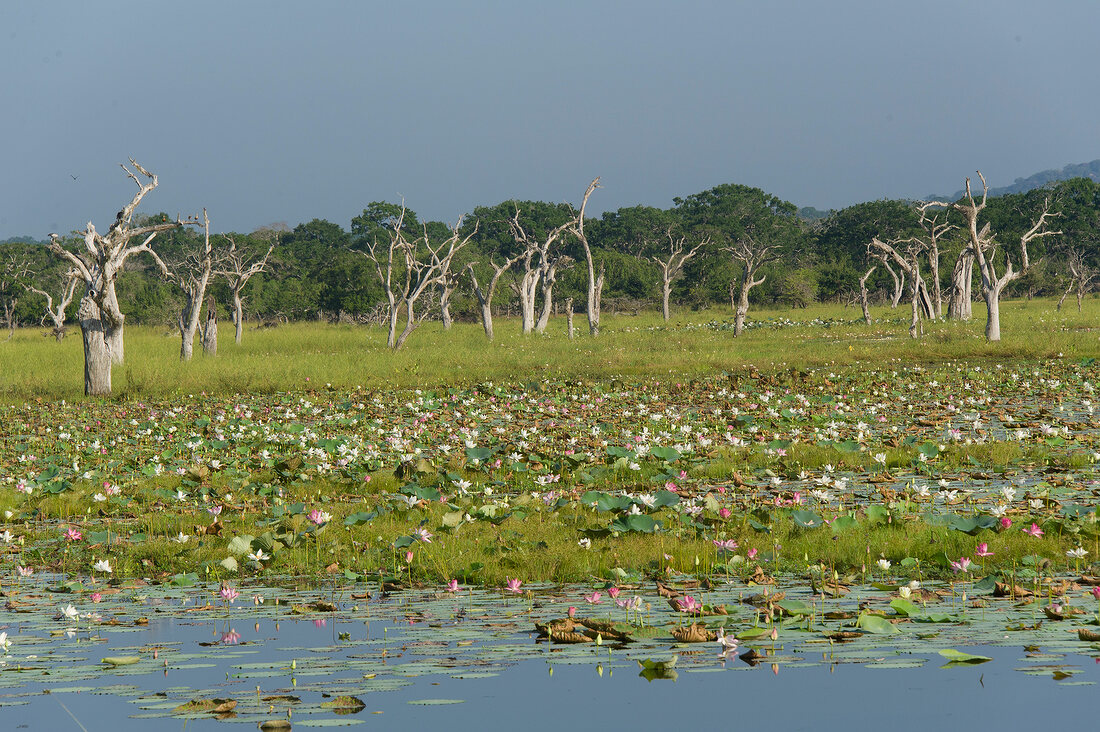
[3, 176, 1099, 328]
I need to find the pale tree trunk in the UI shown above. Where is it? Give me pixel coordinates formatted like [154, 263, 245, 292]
[102, 283, 126, 363]
[661, 281, 672, 321]
[202, 296, 217, 356]
[78, 293, 112, 396]
[439, 277, 455, 330]
[928, 246, 942, 319]
[466, 257, 517, 341]
[172, 211, 214, 362]
[232, 291, 244, 344]
[1057, 285, 1071, 311]
[883, 260, 904, 308]
[572, 178, 603, 336]
[859, 265, 876, 325]
[534, 260, 562, 334]
[566, 297, 575, 339]
[984, 285, 1003, 341]
[733, 267, 764, 337]
[947, 252, 973, 320]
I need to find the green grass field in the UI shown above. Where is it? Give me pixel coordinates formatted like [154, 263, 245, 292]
[2, 298, 1097, 401]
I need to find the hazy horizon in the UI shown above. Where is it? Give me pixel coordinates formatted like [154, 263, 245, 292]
[3, 1, 1098, 237]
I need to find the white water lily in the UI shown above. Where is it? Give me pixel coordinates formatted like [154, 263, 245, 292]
[898, 586, 912, 599]
[1067, 547, 1088, 559]
[876, 559, 891, 571]
[171, 532, 190, 544]
[0, 631, 10, 653]
[61, 604, 79, 620]
[93, 559, 112, 574]
[247, 549, 271, 563]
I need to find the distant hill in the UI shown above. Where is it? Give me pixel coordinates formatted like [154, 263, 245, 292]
[0, 236, 47, 246]
[928, 159, 1100, 201]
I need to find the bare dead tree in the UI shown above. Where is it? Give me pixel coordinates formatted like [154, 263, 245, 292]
[202, 294, 218, 356]
[924, 172, 1060, 341]
[876, 255, 905, 308]
[466, 254, 519, 341]
[858, 265, 876, 325]
[216, 233, 275, 344]
[725, 229, 780, 336]
[565, 296, 575, 339]
[507, 206, 575, 335]
[1058, 246, 1097, 312]
[364, 209, 473, 349]
[47, 160, 201, 394]
[650, 229, 708, 321]
[916, 206, 956, 320]
[162, 210, 216, 361]
[570, 178, 603, 336]
[438, 270, 460, 330]
[534, 255, 571, 334]
[26, 269, 79, 341]
[869, 236, 935, 338]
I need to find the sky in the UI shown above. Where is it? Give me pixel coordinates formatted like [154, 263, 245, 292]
[3, 0, 1098, 238]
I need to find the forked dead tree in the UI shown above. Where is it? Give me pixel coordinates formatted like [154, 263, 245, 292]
[202, 294, 218, 356]
[725, 229, 780, 336]
[869, 236, 935, 338]
[1058, 247, 1096, 312]
[916, 206, 956, 320]
[466, 254, 520, 341]
[508, 207, 575, 335]
[163, 210, 216, 361]
[650, 229, 708, 321]
[26, 269, 79, 341]
[571, 178, 603, 336]
[47, 160, 200, 394]
[924, 173, 1060, 341]
[364, 209, 472, 349]
[217, 233, 275, 344]
[858, 265, 876, 325]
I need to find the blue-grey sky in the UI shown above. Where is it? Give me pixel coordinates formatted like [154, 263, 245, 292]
[3, 1, 1097, 238]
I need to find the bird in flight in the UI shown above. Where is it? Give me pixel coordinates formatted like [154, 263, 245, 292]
[70, 175, 78, 180]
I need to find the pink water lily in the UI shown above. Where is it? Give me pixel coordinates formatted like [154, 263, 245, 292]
[975, 543, 993, 558]
[445, 579, 460, 592]
[713, 539, 738, 553]
[676, 595, 701, 613]
[505, 578, 522, 594]
[1024, 523, 1044, 537]
[64, 528, 82, 542]
[949, 557, 974, 573]
[584, 591, 602, 604]
[220, 583, 240, 604]
[607, 586, 621, 599]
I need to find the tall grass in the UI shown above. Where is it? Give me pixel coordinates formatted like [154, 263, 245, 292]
[1, 297, 1097, 401]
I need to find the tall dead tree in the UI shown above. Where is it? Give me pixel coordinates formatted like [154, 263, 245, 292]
[508, 207, 575, 335]
[924, 173, 1060, 341]
[571, 178, 603, 336]
[163, 210, 216, 361]
[1058, 247, 1096, 312]
[869, 236, 935, 338]
[534, 255, 570, 334]
[47, 160, 200, 394]
[26, 269, 79, 341]
[438, 271, 460, 330]
[217, 233, 275, 344]
[650, 229, 707, 321]
[364, 209, 472, 349]
[466, 254, 519, 341]
[916, 206, 955, 320]
[725, 229, 780, 336]
[858, 265, 876, 325]
[202, 294, 218, 356]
